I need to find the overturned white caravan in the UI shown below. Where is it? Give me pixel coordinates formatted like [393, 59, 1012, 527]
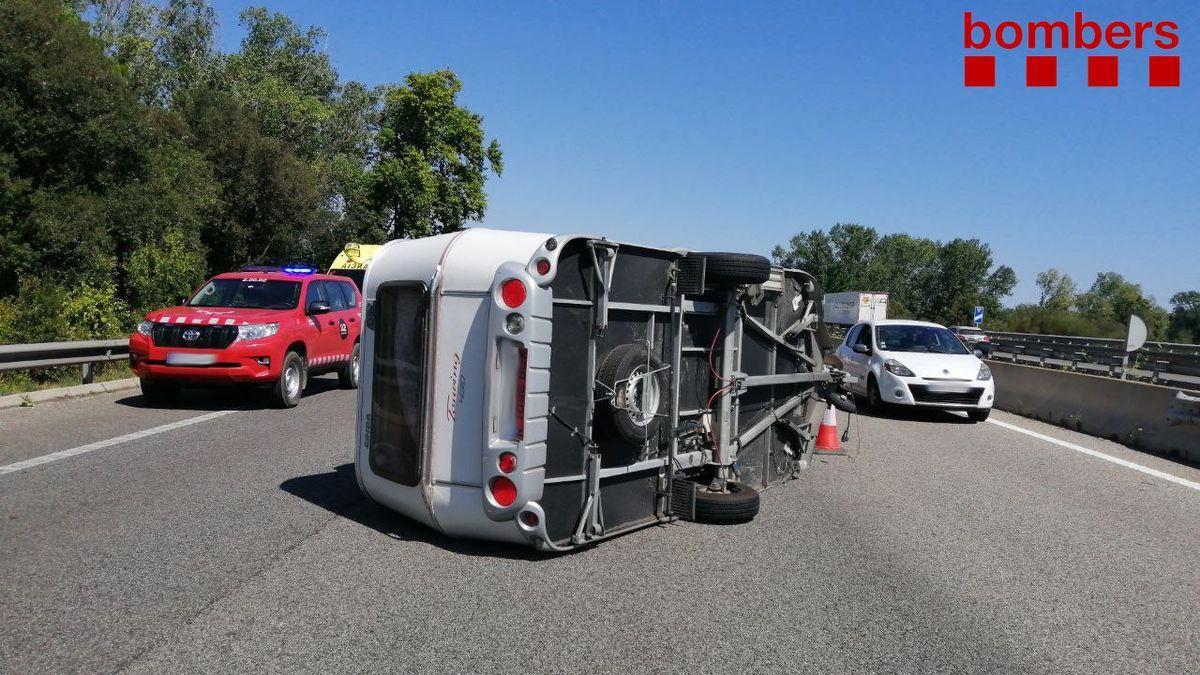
[354, 229, 850, 551]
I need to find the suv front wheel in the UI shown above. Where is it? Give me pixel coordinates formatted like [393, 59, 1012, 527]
[273, 351, 305, 408]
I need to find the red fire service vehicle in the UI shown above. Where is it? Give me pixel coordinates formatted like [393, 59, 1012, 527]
[129, 266, 362, 407]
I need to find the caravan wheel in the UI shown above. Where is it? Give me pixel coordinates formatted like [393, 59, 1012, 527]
[694, 482, 760, 524]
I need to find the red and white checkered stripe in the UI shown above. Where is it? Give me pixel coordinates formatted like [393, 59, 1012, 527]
[308, 354, 351, 366]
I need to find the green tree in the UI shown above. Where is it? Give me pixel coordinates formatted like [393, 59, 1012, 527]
[1035, 268, 1076, 310]
[175, 87, 322, 272]
[1076, 272, 1168, 338]
[772, 224, 1015, 325]
[0, 0, 213, 300]
[370, 70, 504, 238]
[75, 0, 218, 105]
[1168, 291, 1200, 343]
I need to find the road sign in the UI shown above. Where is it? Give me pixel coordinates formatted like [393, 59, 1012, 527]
[1125, 315, 1147, 352]
[973, 306, 984, 326]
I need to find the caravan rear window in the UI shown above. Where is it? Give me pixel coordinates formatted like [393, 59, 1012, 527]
[369, 284, 429, 486]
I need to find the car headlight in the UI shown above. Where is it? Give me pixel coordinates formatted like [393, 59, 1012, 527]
[136, 321, 153, 336]
[977, 363, 992, 381]
[237, 322, 279, 341]
[884, 359, 915, 377]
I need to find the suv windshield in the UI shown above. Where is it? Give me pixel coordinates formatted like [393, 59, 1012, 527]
[877, 324, 969, 354]
[189, 279, 301, 310]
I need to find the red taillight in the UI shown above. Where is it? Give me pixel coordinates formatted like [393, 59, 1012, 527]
[490, 476, 517, 507]
[535, 258, 551, 275]
[519, 511, 539, 527]
[498, 452, 517, 473]
[500, 278, 526, 308]
[515, 347, 527, 440]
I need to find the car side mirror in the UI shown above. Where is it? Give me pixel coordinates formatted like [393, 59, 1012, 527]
[852, 343, 870, 355]
[176, 296, 188, 306]
[307, 300, 332, 315]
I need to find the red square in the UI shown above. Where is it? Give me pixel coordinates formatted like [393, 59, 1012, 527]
[964, 56, 995, 87]
[1149, 55, 1180, 87]
[1026, 56, 1057, 87]
[1088, 56, 1119, 87]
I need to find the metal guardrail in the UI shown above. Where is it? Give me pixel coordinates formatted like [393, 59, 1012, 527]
[0, 339, 130, 384]
[985, 330, 1200, 386]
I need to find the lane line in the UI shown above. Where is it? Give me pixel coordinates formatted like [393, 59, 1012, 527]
[987, 417, 1200, 493]
[0, 410, 238, 476]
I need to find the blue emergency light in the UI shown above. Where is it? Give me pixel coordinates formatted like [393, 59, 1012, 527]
[282, 265, 316, 275]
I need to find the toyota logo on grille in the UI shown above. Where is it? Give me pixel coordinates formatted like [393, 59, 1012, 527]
[182, 329, 201, 341]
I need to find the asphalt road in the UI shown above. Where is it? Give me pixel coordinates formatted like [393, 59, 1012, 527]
[2, 380, 1199, 674]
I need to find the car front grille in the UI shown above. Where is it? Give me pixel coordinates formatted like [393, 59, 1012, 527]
[909, 385, 983, 405]
[151, 323, 239, 349]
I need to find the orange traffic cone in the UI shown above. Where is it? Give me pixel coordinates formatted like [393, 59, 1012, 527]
[814, 404, 842, 453]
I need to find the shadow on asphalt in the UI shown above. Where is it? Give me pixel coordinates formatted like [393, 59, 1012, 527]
[855, 404, 979, 425]
[280, 463, 549, 561]
[114, 376, 346, 412]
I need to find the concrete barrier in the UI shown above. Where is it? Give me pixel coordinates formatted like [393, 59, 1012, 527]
[990, 360, 1200, 464]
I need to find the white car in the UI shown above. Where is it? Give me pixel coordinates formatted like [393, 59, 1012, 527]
[835, 319, 994, 421]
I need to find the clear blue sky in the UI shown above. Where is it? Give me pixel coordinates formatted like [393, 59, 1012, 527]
[207, 0, 1198, 306]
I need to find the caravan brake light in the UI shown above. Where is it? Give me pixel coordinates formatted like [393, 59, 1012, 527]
[498, 452, 517, 474]
[500, 279, 526, 308]
[489, 476, 517, 507]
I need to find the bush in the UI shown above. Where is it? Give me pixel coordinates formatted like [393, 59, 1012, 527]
[990, 305, 1125, 338]
[127, 227, 207, 313]
[0, 279, 132, 344]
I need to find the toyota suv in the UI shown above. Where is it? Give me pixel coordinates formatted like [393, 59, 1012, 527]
[128, 267, 362, 407]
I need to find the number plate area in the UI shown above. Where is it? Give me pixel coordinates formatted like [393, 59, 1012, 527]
[166, 352, 217, 366]
[923, 382, 971, 393]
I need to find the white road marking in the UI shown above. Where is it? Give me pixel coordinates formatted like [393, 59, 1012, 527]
[0, 410, 238, 476]
[987, 417, 1200, 493]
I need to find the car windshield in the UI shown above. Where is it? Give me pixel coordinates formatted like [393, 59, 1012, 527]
[188, 279, 301, 310]
[957, 328, 984, 336]
[876, 324, 970, 354]
[330, 268, 366, 290]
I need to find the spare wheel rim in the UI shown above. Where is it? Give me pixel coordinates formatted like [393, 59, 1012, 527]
[624, 366, 661, 427]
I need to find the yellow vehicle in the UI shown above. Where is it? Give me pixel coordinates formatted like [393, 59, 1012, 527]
[327, 242, 384, 290]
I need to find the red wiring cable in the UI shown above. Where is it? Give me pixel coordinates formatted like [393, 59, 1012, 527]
[708, 329, 731, 383]
[706, 384, 730, 410]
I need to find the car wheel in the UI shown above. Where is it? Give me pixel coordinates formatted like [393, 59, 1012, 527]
[273, 351, 305, 408]
[867, 375, 886, 413]
[968, 408, 991, 422]
[868, 374, 897, 413]
[694, 481, 760, 524]
[140, 379, 178, 404]
[339, 342, 361, 389]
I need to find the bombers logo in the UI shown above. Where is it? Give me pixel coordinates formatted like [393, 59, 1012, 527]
[963, 12, 1180, 87]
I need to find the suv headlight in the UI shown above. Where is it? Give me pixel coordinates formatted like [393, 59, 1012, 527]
[884, 359, 915, 377]
[237, 322, 279, 341]
[977, 363, 992, 381]
[136, 321, 153, 336]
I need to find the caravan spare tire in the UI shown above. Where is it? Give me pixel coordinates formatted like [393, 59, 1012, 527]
[595, 344, 667, 445]
[685, 252, 772, 288]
